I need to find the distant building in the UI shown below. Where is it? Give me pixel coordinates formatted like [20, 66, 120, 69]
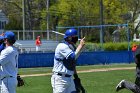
[0, 10, 8, 33]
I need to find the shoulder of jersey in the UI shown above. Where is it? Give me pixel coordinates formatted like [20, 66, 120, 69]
[5, 46, 16, 51]
[57, 43, 68, 49]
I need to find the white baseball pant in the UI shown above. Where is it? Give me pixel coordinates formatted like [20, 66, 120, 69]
[51, 74, 76, 93]
[0, 77, 17, 93]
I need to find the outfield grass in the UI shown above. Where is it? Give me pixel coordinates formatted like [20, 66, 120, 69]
[18, 63, 135, 75]
[17, 64, 135, 93]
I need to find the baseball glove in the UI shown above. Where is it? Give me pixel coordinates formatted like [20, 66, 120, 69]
[17, 74, 25, 87]
[74, 74, 86, 93]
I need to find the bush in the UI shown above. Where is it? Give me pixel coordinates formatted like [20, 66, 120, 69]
[84, 42, 140, 51]
[83, 43, 96, 51]
[103, 42, 128, 51]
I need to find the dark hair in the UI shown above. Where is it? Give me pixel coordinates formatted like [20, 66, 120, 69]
[7, 39, 16, 45]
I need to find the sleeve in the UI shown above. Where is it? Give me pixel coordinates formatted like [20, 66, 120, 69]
[59, 44, 75, 60]
[0, 50, 11, 65]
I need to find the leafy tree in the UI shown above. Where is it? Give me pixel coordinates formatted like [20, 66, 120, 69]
[103, 0, 128, 42]
[126, 0, 140, 33]
[2, 0, 140, 42]
[0, 0, 22, 30]
[49, 0, 100, 41]
[104, 0, 128, 24]
[5, 16, 22, 30]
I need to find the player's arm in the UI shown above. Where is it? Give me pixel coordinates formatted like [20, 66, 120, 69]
[59, 43, 75, 60]
[58, 44, 76, 70]
[75, 37, 85, 59]
[59, 37, 85, 60]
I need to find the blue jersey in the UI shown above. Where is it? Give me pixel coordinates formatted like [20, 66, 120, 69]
[52, 42, 76, 75]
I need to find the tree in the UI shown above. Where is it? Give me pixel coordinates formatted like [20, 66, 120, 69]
[127, 0, 140, 33]
[5, 16, 22, 30]
[49, 0, 101, 42]
[103, 0, 128, 42]
[0, 0, 22, 30]
[1, 0, 140, 42]
[104, 0, 128, 24]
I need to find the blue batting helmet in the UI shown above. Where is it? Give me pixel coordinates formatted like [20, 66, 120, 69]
[4, 31, 16, 41]
[64, 28, 78, 39]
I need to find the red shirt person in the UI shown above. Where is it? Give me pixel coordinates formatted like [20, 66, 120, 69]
[132, 44, 138, 52]
[35, 36, 42, 51]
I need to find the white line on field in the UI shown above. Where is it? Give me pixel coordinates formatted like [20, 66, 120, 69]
[20, 67, 135, 78]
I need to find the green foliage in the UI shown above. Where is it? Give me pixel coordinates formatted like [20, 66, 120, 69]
[85, 42, 140, 51]
[2, 0, 140, 42]
[49, 0, 100, 27]
[84, 43, 95, 51]
[5, 16, 22, 30]
[103, 42, 128, 51]
[104, 0, 128, 24]
[40, 9, 47, 30]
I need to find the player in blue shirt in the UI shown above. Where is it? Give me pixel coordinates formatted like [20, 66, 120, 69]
[0, 35, 5, 52]
[0, 31, 18, 93]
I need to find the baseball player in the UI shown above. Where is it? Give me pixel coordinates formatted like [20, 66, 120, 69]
[51, 28, 85, 93]
[0, 36, 5, 52]
[0, 31, 19, 93]
[116, 45, 140, 93]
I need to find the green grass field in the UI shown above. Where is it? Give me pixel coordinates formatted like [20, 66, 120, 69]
[17, 64, 136, 93]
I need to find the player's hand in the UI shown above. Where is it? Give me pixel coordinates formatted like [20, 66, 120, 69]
[80, 37, 85, 47]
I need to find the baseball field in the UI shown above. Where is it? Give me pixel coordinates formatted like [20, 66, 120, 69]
[17, 63, 136, 93]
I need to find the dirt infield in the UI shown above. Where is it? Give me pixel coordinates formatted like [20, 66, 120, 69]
[21, 67, 135, 78]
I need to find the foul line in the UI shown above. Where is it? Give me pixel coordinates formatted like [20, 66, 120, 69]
[20, 67, 135, 78]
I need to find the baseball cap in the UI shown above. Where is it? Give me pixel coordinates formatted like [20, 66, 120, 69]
[4, 31, 16, 40]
